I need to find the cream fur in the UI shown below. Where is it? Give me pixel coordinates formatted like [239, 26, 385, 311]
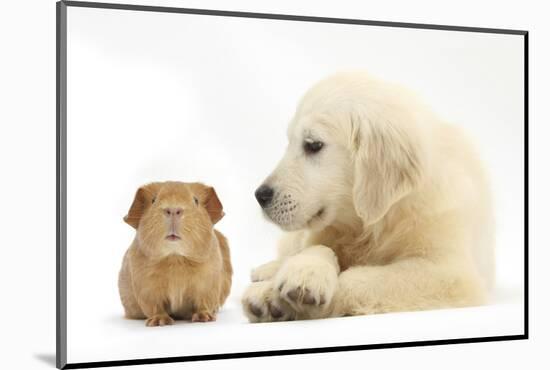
[242, 72, 494, 322]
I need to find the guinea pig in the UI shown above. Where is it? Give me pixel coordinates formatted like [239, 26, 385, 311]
[118, 181, 232, 326]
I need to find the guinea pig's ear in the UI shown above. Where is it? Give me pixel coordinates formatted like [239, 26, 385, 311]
[191, 184, 224, 224]
[351, 118, 424, 226]
[124, 183, 162, 229]
[203, 187, 225, 224]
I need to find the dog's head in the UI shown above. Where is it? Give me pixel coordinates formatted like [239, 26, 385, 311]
[255, 72, 428, 231]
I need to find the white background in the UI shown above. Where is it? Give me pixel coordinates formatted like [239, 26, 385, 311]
[0, 0, 546, 369]
[64, 2, 526, 364]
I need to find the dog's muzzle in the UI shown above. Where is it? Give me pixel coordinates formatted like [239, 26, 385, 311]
[255, 184, 274, 208]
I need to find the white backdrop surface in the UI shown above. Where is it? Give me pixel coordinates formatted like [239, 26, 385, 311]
[63, 4, 525, 364]
[5, 0, 548, 369]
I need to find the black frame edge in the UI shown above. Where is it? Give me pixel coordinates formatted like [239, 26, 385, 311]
[63, 335, 527, 369]
[56, 1, 68, 369]
[62, 0, 527, 35]
[523, 31, 529, 339]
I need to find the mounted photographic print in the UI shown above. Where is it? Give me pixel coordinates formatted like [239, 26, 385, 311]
[56, 1, 528, 368]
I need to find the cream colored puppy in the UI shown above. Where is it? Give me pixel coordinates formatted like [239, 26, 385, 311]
[242, 72, 494, 322]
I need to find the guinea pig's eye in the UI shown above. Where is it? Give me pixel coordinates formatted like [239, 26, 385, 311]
[303, 139, 324, 155]
[193, 196, 199, 206]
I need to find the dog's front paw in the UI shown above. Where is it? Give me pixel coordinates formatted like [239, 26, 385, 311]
[241, 281, 295, 323]
[274, 248, 339, 319]
[250, 260, 282, 282]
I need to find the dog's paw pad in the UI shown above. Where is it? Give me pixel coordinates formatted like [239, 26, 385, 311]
[242, 281, 296, 322]
[285, 286, 300, 302]
[248, 303, 264, 318]
[268, 302, 284, 319]
[283, 287, 320, 306]
[302, 289, 317, 305]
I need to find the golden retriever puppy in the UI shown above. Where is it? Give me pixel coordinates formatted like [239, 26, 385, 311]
[242, 72, 494, 322]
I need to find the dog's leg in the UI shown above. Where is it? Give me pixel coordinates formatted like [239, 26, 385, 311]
[274, 245, 340, 320]
[331, 257, 486, 316]
[250, 260, 283, 282]
[249, 231, 308, 283]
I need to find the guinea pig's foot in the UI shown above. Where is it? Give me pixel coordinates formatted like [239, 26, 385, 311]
[241, 280, 296, 323]
[191, 311, 216, 322]
[145, 314, 175, 327]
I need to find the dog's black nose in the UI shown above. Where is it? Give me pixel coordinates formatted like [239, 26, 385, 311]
[255, 185, 274, 208]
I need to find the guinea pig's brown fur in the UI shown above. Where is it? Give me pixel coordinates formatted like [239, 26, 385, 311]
[118, 181, 232, 326]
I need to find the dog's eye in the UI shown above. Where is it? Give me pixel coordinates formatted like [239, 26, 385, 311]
[303, 140, 324, 155]
[193, 196, 199, 206]
[151, 196, 156, 204]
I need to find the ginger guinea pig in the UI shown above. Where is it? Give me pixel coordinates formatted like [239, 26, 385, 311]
[118, 181, 232, 326]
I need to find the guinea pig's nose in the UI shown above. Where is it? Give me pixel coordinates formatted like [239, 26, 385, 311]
[255, 185, 274, 208]
[163, 207, 183, 218]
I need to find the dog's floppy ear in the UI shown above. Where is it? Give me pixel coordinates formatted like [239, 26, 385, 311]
[351, 118, 424, 226]
[124, 183, 162, 229]
[191, 184, 225, 224]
